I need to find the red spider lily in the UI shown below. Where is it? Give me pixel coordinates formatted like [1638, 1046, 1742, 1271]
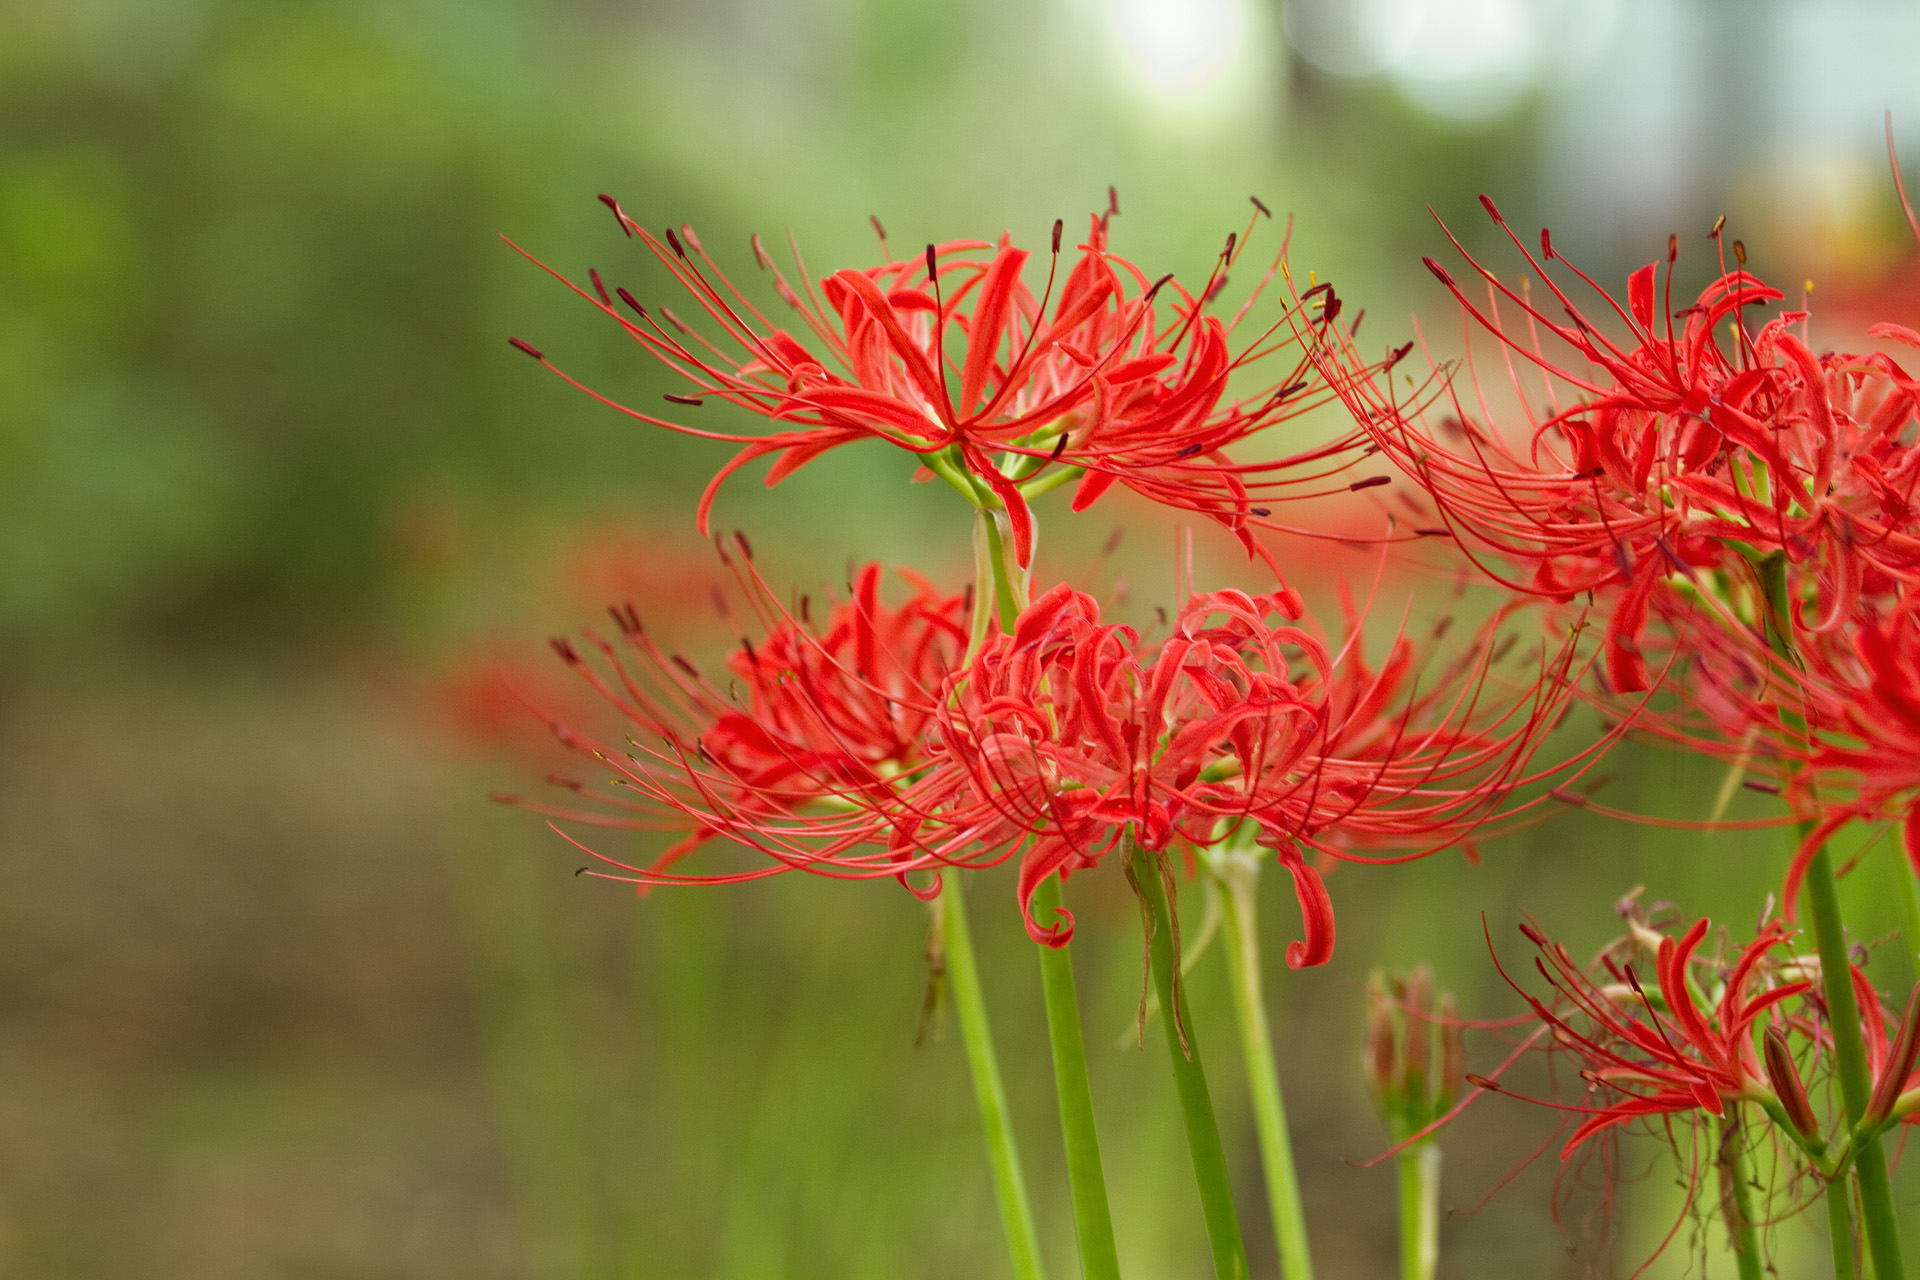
[496, 551, 969, 881]
[503, 198, 1387, 568]
[1491, 914, 1813, 1157]
[930, 580, 1592, 959]
[506, 544, 1594, 964]
[1310, 196, 1920, 693]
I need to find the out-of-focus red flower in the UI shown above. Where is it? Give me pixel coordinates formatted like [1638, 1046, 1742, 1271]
[1311, 197, 1920, 693]
[497, 550, 969, 881]
[505, 198, 1392, 567]
[1630, 588, 1920, 914]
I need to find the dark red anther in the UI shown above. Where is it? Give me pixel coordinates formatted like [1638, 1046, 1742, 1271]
[670, 655, 700, 678]
[1540, 227, 1554, 259]
[1349, 308, 1364, 336]
[550, 636, 581, 664]
[925, 243, 938, 281]
[665, 229, 686, 257]
[1741, 779, 1780, 795]
[663, 393, 704, 407]
[734, 530, 753, 559]
[1145, 272, 1175, 299]
[741, 636, 759, 667]
[1464, 1073, 1500, 1092]
[1107, 185, 1120, 217]
[608, 603, 643, 636]
[1349, 475, 1391, 491]
[1249, 506, 1270, 516]
[1273, 379, 1309, 401]
[1667, 233, 1679, 263]
[1048, 434, 1068, 462]
[1478, 194, 1503, 224]
[1250, 194, 1271, 218]
[1388, 341, 1414, 366]
[1414, 527, 1453, 537]
[869, 213, 886, 242]
[1051, 218, 1063, 254]
[1222, 231, 1237, 259]
[1176, 442, 1204, 458]
[598, 194, 631, 236]
[1321, 293, 1342, 324]
[589, 269, 612, 305]
[1424, 257, 1455, 287]
[616, 288, 646, 319]
[1518, 922, 1547, 945]
[799, 594, 812, 623]
[508, 337, 544, 359]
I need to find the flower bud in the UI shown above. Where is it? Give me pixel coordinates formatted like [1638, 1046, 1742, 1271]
[1364, 970, 1396, 1105]
[1402, 966, 1433, 1097]
[1866, 984, 1920, 1127]
[1762, 1027, 1820, 1139]
[1438, 992, 1464, 1110]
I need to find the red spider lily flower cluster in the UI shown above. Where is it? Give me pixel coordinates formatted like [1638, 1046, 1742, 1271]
[505, 540, 1590, 966]
[505, 195, 1403, 569]
[1492, 913, 1812, 1156]
[1486, 904, 1920, 1240]
[1313, 196, 1920, 695]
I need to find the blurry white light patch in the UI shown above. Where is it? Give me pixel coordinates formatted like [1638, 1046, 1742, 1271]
[1103, 0, 1266, 118]
[1289, 0, 1556, 121]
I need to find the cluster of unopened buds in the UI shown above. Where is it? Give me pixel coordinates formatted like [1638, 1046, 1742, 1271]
[495, 134, 1920, 1279]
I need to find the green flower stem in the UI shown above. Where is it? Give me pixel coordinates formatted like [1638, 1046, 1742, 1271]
[1754, 553, 1905, 1279]
[1801, 836, 1908, 1280]
[940, 869, 1048, 1280]
[1211, 851, 1315, 1280]
[1032, 873, 1122, 1280]
[1129, 843, 1251, 1280]
[1826, 1178, 1858, 1280]
[1396, 1143, 1440, 1280]
[1718, 1111, 1763, 1280]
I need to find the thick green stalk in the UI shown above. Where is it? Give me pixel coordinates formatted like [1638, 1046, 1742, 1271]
[1801, 840, 1908, 1280]
[1718, 1111, 1763, 1280]
[1396, 1144, 1440, 1280]
[1130, 843, 1251, 1280]
[941, 870, 1048, 1280]
[1212, 852, 1315, 1280]
[1827, 1178, 1858, 1280]
[1754, 553, 1905, 1279]
[1032, 873, 1122, 1280]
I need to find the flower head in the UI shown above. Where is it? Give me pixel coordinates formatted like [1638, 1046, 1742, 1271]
[1313, 198, 1920, 692]
[506, 198, 1392, 568]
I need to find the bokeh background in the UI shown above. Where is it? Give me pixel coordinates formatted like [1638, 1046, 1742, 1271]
[4, 0, 1919, 1276]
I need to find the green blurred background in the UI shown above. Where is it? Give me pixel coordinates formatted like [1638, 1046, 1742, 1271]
[3, 0, 1918, 1275]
